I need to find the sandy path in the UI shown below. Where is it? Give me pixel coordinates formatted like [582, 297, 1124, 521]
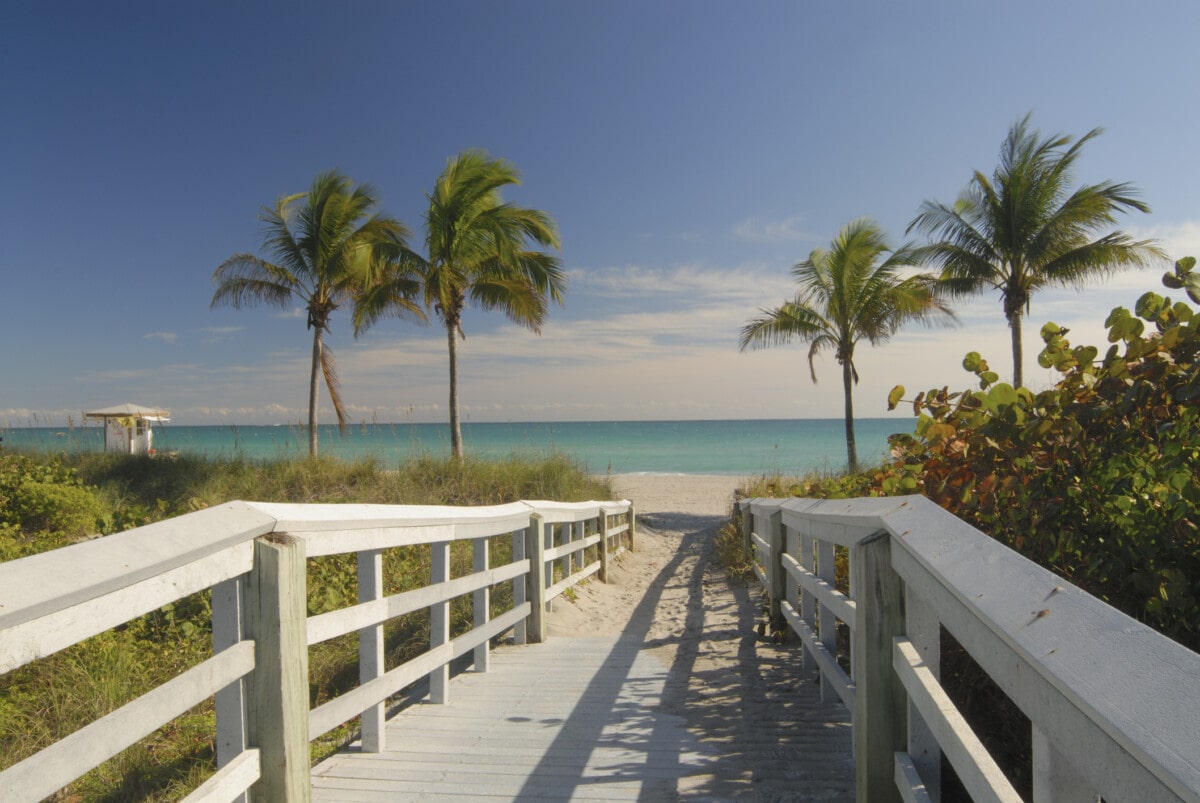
[546, 475, 854, 800]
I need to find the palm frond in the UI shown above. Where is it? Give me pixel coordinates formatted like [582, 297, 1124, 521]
[469, 276, 547, 332]
[738, 300, 831, 351]
[353, 271, 428, 335]
[210, 255, 296, 309]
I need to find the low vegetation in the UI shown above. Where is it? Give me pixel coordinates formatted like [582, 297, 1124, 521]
[0, 451, 611, 801]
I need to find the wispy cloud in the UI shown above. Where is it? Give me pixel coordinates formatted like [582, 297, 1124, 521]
[144, 331, 177, 343]
[201, 325, 244, 343]
[1129, 219, 1200, 262]
[74, 368, 153, 382]
[569, 263, 793, 303]
[733, 215, 818, 244]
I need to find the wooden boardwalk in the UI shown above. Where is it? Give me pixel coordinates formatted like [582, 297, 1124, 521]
[312, 634, 854, 801]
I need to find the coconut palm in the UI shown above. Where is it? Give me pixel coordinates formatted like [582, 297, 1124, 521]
[908, 113, 1163, 387]
[212, 170, 415, 457]
[739, 218, 954, 472]
[396, 149, 565, 459]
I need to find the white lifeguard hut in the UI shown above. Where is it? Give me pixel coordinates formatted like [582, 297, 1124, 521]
[84, 404, 171, 455]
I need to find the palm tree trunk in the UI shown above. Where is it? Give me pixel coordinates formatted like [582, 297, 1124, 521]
[308, 328, 321, 457]
[842, 359, 858, 473]
[1010, 312, 1024, 388]
[447, 320, 463, 459]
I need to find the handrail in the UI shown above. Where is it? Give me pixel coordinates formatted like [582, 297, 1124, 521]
[741, 495, 1200, 803]
[0, 497, 635, 802]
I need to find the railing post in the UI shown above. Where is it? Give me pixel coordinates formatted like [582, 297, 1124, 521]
[627, 502, 636, 551]
[473, 536, 490, 672]
[785, 524, 799, 610]
[513, 528, 528, 645]
[740, 501, 753, 555]
[905, 590, 941, 800]
[212, 576, 249, 803]
[245, 533, 310, 803]
[767, 510, 785, 622]
[430, 541, 451, 703]
[817, 538, 837, 700]
[853, 531, 906, 803]
[1033, 726, 1098, 803]
[599, 508, 611, 583]
[559, 522, 572, 582]
[544, 519, 555, 610]
[525, 513, 547, 643]
[357, 548, 384, 752]
[799, 527, 816, 669]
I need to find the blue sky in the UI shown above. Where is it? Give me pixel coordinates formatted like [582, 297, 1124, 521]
[3, 1, 1199, 426]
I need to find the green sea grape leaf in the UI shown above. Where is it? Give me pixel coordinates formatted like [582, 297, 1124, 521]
[887, 385, 905, 411]
[987, 384, 1019, 407]
[1136, 292, 1166, 320]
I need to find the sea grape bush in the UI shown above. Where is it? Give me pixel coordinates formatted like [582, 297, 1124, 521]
[884, 258, 1200, 650]
[0, 453, 107, 560]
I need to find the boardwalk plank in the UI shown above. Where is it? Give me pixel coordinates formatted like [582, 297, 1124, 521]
[313, 521, 855, 802]
[313, 632, 854, 801]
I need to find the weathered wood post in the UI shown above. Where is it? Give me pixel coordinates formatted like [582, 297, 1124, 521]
[905, 589, 941, 800]
[473, 536, 490, 672]
[357, 548, 385, 752]
[245, 533, 310, 803]
[740, 500, 753, 555]
[784, 522, 799, 651]
[598, 508, 611, 583]
[817, 537, 837, 695]
[627, 502, 636, 551]
[799, 528, 816, 670]
[525, 513, 548, 643]
[767, 510, 785, 622]
[513, 528, 528, 645]
[853, 531, 906, 803]
[1033, 727, 1097, 803]
[559, 522, 572, 582]
[544, 518, 555, 610]
[430, 540, 451, 703]
[212, 577, 249, 803]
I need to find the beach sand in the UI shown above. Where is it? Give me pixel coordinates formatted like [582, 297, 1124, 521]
[545, 473, 854, 797]
[606, 473, 743, 518]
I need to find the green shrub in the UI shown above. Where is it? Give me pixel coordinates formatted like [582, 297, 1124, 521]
[884, 257, 1200, 651]
[0, 454, 106, 557]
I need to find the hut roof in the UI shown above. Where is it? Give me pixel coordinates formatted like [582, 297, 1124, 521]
[84, 404, 171, 421]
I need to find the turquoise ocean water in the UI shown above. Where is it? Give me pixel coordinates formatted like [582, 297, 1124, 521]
[1, 418, 915, 476]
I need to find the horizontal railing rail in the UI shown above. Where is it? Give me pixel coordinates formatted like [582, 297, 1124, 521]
[741, 495, 1200, 803]
[0, 497, 634, 802]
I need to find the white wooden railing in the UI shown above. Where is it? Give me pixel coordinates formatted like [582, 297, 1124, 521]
[741, 495, 1200, 803]
[0, 497, 634, 802]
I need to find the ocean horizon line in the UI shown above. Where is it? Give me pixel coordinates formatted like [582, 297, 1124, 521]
[1, 414, 915, 430]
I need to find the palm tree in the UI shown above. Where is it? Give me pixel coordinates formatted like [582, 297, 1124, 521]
[739, 218, 954, 472]
[908, 113, 1163, 387]
[397, 149, 565, 459]
[212, 170, 414, 457]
